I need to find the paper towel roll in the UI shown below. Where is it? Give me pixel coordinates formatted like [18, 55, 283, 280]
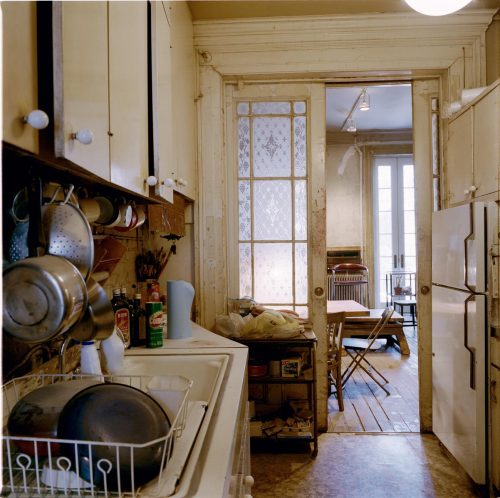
[167, 280, 194, 339]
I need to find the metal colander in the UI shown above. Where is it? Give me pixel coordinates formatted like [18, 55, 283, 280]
[41, 202, 94, 280]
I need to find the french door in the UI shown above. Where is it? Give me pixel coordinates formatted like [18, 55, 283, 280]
[373, 154, 416, 308]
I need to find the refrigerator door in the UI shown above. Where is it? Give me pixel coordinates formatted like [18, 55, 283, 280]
[432, 202, 485, 293]
[432, 285, 486, 484]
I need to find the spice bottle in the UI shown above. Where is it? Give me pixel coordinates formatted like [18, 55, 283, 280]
[131, 293, 146, 347]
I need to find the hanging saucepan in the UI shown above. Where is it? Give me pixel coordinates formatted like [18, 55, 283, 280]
[2, 177, 87, 344]
[41, 185, 94, 281]
[68, 277, 114, 342]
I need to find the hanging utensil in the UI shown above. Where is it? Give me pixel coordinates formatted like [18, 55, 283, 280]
[3, 177, 87, 344]
[41, 185, 94, 280]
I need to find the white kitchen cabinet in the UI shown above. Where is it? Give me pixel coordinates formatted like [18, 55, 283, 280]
[108, 1, 149, 195]
[54, 1, 149, 195]
[54, 1, 110, 180]
[447, 110, 473, 205]
[446, 80, 500, 205]
[473, 84, 500, 199]
[2, 1, 40, 153]
[151, 1, 196, 201]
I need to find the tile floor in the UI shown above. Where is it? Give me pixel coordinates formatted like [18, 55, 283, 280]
[250, 433, 482, 497]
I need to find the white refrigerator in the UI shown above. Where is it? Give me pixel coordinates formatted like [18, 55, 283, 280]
[432, 202, 490, 484]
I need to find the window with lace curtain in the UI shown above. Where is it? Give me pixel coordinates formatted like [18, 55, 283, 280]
[237, 100, 309, 317]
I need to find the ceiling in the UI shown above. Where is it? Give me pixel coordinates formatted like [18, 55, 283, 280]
[187, 0, 500, 21]
[326, 84, 413, 133]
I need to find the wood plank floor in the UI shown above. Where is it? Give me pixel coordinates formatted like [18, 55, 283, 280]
[328, 325, 420, 433]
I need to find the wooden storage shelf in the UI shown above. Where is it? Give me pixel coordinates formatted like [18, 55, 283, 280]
[233, 330, 318, 457]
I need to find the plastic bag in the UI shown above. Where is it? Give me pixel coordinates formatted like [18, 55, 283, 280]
[215, 312, 245, 337]
[241, 310, 302, 338]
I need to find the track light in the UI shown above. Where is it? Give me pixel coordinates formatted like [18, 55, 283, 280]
[346, 118, 357, 133]
[359, 90, 370, 111]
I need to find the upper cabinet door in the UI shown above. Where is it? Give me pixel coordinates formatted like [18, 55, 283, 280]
[151, 1, 196, 201]
[108, 1, 149, 196]
[473, 84, 500, 199]
[446, 109, 473, 205]
[151, 1, 175, 203]
[2, 1, 39, 153]
[53, 1, 110, 180]
[169, 1, 196, 200]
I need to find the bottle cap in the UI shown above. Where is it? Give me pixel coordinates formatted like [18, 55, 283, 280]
[134, 293, 142, 299]
[113, 288, 120, 295]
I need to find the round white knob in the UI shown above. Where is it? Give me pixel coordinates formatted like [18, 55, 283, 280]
[24, 110, 49, 130]
[71, 128, 94, 145]
[146, 176, 158, 187]
[178, 178, 188, 187]
[162, 178, 175, 188]
[469, 185, 477, 192]
[244, 475, 255, 487]
[464, 188, 470, 195]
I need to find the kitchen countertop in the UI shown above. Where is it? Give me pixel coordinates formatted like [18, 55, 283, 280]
[125, 322, 248, 497]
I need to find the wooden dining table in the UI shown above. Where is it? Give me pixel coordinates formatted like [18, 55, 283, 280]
[327, 300, 410, 355]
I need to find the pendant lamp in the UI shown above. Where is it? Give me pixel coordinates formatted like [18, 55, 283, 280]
[405, 0, 472, 16]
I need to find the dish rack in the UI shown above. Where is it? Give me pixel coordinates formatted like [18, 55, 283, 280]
[2, 373, 192, 497]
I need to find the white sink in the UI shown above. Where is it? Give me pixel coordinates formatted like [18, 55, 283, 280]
[122, 353, 230, 497]
[122, 353, 229, 406]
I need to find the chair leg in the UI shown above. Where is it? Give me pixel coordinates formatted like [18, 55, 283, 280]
[336, 364, 344, 411]
[342, 349, 390, 394]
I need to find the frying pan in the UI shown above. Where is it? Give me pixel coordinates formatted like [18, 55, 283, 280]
[2, 177, 87, 344]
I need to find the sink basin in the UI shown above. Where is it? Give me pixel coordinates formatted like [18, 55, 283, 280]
[122, 353, 229, 406]
[122, 353, 230, 497]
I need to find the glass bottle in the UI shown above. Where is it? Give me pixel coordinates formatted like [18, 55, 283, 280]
[131, 293, 146, 347]
[111, 288, 131, 348]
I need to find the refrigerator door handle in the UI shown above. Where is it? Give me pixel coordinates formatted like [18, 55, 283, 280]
[464, 295, 476, 390]
[463, 205, 476, 292]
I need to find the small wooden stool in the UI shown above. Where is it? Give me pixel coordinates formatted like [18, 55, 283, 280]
[393, 299, 417, 327]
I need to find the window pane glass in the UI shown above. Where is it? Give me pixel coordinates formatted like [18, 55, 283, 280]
[404, 188, 415, 211]
[295, 243, 308, 303]
[404, 211, 415, 234]
[403, 163, 414, 187]
[294, 306, 308, 318]
[239, 243, 252, 297]
[380, 257, 393, 276]
[379, 234, 392, 257]
[405, 256, 416, 272]
[239, 180, 251, 240]
[294, 180, 307, 240]
[254, 243, 293, 303]
[378, 211, 392, 234]
[294, 116, 307, 177]
[237, 102, 249, 115]
[293, 101, 306, 114]
[253, 117, 291, 177]
[252, 101, 291, 114]
[378, 189, 392, 211]
[253, 180, 292, 240]
[404, 234, 416, 257]
[377, 165, 391, 188]
[238, 117, 250, 177]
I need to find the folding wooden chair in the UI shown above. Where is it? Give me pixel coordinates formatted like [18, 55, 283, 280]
[341, 307, 394, 395]
[326, 311, 346, 411]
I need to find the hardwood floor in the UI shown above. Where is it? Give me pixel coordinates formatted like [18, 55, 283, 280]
[328, 325, 420, 433]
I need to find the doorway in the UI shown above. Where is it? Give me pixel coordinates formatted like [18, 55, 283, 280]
[325, 83, 420, 432]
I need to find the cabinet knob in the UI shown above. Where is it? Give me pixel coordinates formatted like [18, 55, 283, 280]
[162, 178, 175, 188]
[146, 176, 158, 187]
[71, 128, 94, 145]
[420, 285, 430, 295]
[23, 109, 49, 130]
[469, 185, 477, 192]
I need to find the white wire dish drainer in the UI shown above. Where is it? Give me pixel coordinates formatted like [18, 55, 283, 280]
[2, 373, 193, 497]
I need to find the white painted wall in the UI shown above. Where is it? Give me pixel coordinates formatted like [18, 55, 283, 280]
[326, 144, 362, 249]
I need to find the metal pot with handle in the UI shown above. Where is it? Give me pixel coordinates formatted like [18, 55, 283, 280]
[2, 177, 87, 344]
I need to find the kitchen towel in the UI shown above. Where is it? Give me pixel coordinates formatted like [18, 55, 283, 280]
[167, 280, 194, 339]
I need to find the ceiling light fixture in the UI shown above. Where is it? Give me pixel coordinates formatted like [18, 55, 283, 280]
[404, 0, 472, 16]
[359, 89, 370, 111]
[346, 118, 357, 133]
